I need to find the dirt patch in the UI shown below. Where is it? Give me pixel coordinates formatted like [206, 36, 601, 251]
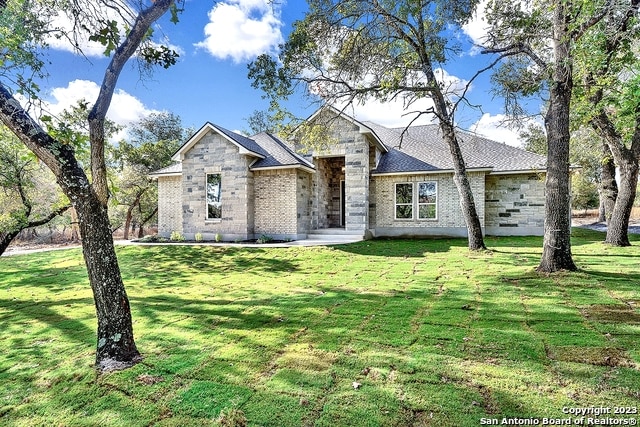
[582, 304, 640, 324]
[547, 346, 636, 368]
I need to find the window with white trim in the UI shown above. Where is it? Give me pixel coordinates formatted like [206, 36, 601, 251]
[395, 183, 413, 219]
[206, 173, 222, 220]
[418, 182, 437, 219]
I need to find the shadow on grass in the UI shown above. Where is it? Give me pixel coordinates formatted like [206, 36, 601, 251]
[333, 237, 468, 257]
[119, 245, 300, 275]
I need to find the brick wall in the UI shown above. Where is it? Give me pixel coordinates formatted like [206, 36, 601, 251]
[372, 172, 485, 236]
[157, 175, 182, 236]
[254, 169, 297, 235]
[181, 130, 255, 240]
[485, 173, 545, 235]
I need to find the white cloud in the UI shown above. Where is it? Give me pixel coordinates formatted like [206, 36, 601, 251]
[194, 0, 284, 63]
[330, 68, 469, 128]
[462, 0, 490, 49]
[41, 80, 159, 140]
[338, 98, 437, 128]
[468, 113, 541, 146]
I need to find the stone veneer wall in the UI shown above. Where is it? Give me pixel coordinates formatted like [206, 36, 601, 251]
[484, 173, 545, 236]
[157, 175, 183, 236]
[312, 158, 344, 229]
[254, 169, 310, 239]
[306, 115, 370, 234]
[372, 172, 485, 237]
[181, 130, 255, 241]
[296, 170, 312, 235]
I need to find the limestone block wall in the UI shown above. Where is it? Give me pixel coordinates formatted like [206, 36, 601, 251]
[296, 170, 312, 235]
[312, 158, 344, 229]
[181, 130, 255, 240]
[344, 133, 370, 232]
[308, 116, 370, 233]
[157, 175, 183, 236]
[373, 172, 485, 237]
[485, 173, 545, 235]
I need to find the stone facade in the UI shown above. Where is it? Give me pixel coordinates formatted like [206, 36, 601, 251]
[484, 173, 546, 235]
[153, 113, 546, 241]
[305, 115, 372, 234]
[157, 175, 182, 236]
[181, 130, 256, 241]
[372, 172, 486, 237]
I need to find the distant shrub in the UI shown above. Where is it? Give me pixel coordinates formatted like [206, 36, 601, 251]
[170, 231, 185, 242]
[257, 234, 273, 244]
[195, 232, 203, 242]
[215, 233, 222, 242]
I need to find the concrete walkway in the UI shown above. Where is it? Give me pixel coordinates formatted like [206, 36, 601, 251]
[2, 234, 363, 257]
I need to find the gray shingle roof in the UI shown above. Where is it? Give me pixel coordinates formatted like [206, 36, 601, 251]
[155, 114, 546, 177]
[148, 162, 182, 176]
[250, 132, 315, 170]
[211, 123, 269, 158]
[367, 122, 546, 174]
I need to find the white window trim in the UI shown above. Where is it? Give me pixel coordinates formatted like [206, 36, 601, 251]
[394, 182, 414, 220]
[417, 181, 438, 221]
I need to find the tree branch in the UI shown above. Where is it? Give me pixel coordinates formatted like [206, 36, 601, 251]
[88, 0, 175, 205]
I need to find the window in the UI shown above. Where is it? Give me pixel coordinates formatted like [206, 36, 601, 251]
[206, 174, 221, 220]
[395, 183, 413, 219]
[418, 182, 437, 219]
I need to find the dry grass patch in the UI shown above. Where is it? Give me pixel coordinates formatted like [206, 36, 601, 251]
[547, 346, 636, 368]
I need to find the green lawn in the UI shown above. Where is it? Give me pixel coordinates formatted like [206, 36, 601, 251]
[1, 229, 639, 426]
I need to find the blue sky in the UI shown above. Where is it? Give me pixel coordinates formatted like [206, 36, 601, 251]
[33, 0, 535, 145]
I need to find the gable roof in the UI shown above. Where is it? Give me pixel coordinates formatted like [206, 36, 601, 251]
[152, 108, 546, 178]
[305, 105, 389, 153]
[249, 132, 315, 172]
[366, 122, 546, 175]
[171, 122, 268, 162]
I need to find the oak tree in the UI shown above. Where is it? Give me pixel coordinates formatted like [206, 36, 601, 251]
[249, 0, 487, 250]
[0, 0, 181, 370]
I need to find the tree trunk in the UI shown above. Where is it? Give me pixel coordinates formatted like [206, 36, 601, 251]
[75, 192, 141, 370]
[604, 152, 637, 246]
[0, 204, 70, 256]
[0, 230, 21, 256]
[123, 205, 134, 240]
[139, 206, 158, 238]
[591, 104, 640, 246]
[537, 1, 577, 272]
[444, 124, 486, 250]
[599, 142, 617, 224]
[420, 63, 486, 250]
[0, 84, 141, 370]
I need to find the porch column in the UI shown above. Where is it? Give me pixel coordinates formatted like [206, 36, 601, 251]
[344, 134, 369, 232]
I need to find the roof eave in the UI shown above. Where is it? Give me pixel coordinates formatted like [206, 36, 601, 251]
[489, 168, 547, 175]
[171, 122, 266, 162]
[371, 167, 494, 176]
[250, 164, 316, 174]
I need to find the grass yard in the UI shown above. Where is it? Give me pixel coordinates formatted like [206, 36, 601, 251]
[0, 229, 639, 426]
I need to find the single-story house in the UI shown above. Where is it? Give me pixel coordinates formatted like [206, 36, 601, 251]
[150, 107, 547, 241]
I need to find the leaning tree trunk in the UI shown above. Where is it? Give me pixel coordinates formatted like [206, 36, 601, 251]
[598, 142, 617, 224]
[0, 84, 141, 370]
[74, 189, 141, 369]
[537, 2, 577, 272]
[604, 152, 638, 246]
[422, 64, 486, 250]
[591, 106, 640, 246]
